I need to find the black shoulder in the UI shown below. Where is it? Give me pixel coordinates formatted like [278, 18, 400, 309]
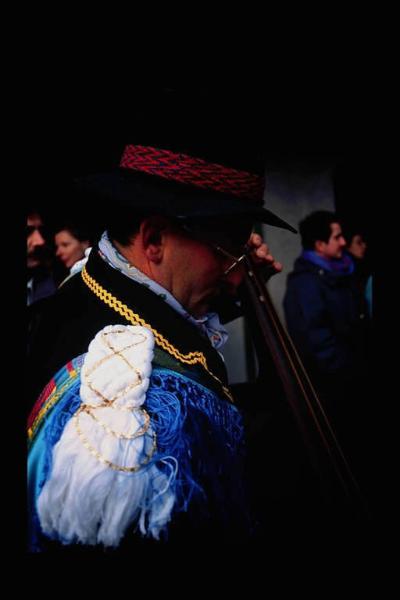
[27, 275, 90, 414]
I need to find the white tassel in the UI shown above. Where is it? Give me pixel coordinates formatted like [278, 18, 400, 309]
[37, 324, 176, 547]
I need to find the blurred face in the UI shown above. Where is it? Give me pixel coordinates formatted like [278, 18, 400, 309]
[165, 221, 253, 317]
[27, 214, 46, 268]
[55, 230, 89, 269]
[347, 234, 367, 259]
[316, 222, 347, 260]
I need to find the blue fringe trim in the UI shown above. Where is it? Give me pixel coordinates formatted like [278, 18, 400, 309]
[145, 368, 247, 531]
[28, 375, 82, 552]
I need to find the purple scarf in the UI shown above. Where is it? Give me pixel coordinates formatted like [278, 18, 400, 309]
[302, 250, 355, 275]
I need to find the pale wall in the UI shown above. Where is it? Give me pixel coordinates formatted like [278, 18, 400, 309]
[221, 162, 335, 384]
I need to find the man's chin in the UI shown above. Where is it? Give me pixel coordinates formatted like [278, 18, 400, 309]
[191, 284, 238, 317]
[27, 258, 41, 269]
[208, 287, 238, 311]
[191, 291, 219, 318]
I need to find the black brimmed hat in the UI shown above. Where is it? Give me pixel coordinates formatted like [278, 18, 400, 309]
[74, 142, 297, 233]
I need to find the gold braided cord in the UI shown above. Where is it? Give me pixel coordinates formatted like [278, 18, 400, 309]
[81, 329, 145, 407]
[73, 406, 157, 473]
[81, 266, 234, 403]
[75, 328, 156, 472]
[82, 405, 151, 440]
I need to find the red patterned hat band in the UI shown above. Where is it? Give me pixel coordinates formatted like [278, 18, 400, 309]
[119, 144, 265, 202]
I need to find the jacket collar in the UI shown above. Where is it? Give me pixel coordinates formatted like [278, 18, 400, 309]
[85, 247, 229, 387]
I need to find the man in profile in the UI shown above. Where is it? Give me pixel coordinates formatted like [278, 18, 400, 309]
[27, 209, 57, 306]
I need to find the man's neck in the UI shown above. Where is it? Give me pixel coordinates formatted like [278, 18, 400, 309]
[314, 250, 334, 262]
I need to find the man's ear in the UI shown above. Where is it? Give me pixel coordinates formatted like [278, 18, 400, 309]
[140, 216, 170, 263]
[315, 239, 325, 253]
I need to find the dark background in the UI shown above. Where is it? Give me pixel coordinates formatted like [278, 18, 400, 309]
[27, 85, 371, 246]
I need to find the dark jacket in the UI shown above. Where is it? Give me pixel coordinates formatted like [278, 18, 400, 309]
[283, 256, 369, 385]
[27, 269, 57, 306]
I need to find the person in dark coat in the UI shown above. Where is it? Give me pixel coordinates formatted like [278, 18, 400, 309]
[343, 223, 371, 300]
[283, 211, 370, 460]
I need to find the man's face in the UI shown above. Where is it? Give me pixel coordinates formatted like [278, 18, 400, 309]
[27, 214, 46, 268]
[165, 221, 253, 317]
[317, 222, 346, 260]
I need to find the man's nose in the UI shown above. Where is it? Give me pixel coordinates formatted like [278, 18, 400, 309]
[31, 230, 45, 246]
